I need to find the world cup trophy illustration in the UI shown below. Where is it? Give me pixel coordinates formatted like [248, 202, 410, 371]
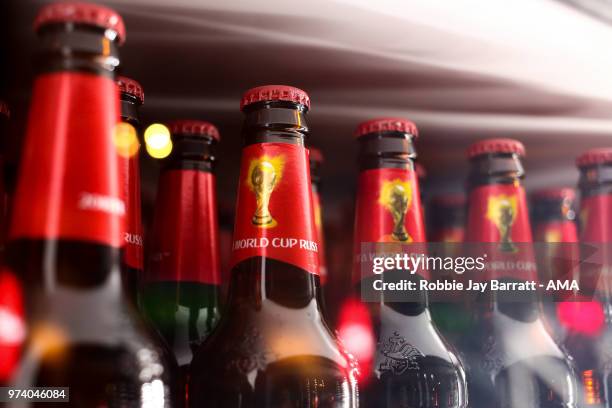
[247, 155, 284, 228]
[380, 179, 412, 242]
[487, 194, 518, 253]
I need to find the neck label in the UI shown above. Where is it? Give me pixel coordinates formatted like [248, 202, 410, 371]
[10, 72, 124, 247]
[466, 183, 536, 281]
[231, 143, 319, 275]
[353, 167, 425, 283]
[148, 169, 221, 284]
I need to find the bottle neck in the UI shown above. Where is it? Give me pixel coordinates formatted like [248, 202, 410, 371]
[120, 94, 141, 131]
[162, 135, 217, 173]
[531, 198, 574, 224]
[353, 133, 427, 314]
[35, 23, 120, 76]
[119, 96, 143, 274]
[578, 164, 612, 303]
[466, 153, 539, 321]
[466, 153, 531, 243]
[9, 28, 123, 291]
[228, 102, 321, 309]
[148, 138, 220, 286]
[430, 203, 466, 242]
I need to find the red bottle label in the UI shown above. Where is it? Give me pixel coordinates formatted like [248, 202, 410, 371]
[534, 221, 578, 243]
[578, 194, 612, 292]
[312, 189, 328, 283]
[230, 143, 319, 275]
[580, 194, 612, 243]
[10, 72, 124, 247]
[118, 151, 144, 270]
[466, 183, 536, 281]
[353, 167, 425, 283]
[148, 169, 221, 284]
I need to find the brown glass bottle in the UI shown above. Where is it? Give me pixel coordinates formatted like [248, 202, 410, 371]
[141, 120, 222, 402]
[352, 118, 467, 408]
[309, 147, 328, 285]
[563, 149, 612, 408]
[7, 3, 176, 406]
[428, 193, 470, 347]
[531, 188, 578, 344]
[117, 76, 145, 303]
[0, 101, 25, 386]
[463, 139, 577, 408]
[188, 85, 358, 408]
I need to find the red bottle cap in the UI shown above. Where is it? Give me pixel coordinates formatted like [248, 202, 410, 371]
[34, 2, 126, 45]
[467, 138, 525, 158]
[431, 193, 466, 207]
[309, 147, 324, 164]
[240, 85, 310, 111]
[0, 101, 9, 118]
[117, 76, 144, 104]
[531, 188, 575, 201]
[168, 120, 220, 141]
[576, 148, 612, 167]
[354, 118, 418, 139]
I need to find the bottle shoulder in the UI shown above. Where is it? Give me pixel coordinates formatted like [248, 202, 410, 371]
[191, 299, 354, 377]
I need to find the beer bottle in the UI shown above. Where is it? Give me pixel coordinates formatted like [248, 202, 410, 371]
[188, 85, 358, 407]
[464, 138, 577, 408]
[563, 149, 612, 407]
[428, 193, 470, 346]
[309, 147, 327, 284]
[0, 101, 25, 386]
[429, 194, 466, 243]
[531, 188, 578, 343]
[532, 189, 577, 244]
[0, 101, 9, 245]
[7, 3, 175, 405]
[116, 76, 145, 303]
[141, 120, 222, 398]
[352, 118, 467, 407]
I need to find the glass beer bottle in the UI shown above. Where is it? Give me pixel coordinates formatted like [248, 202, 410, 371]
[352, 118, 467, 408]
[189, 85, 358, 408]
[141, 120, 222, 399]
[531, 188, 578, 344]
[428, 193, 470, 348]
[463, 138, 577, 408]
[309, 147, 328, 285]
[116, 75, 146, 303]
[7, 2, 176, 406]
[0, 101, 25, 386]
[563, 149, 612, 408]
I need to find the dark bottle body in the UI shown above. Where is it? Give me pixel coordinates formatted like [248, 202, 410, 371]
[562, 159, 612, 408]
[463, 148, 577, 408]
[7, 11, 176, 407]
[530, 189, 578, 345]
[352, 126, 467, 408]
[141, 124, 222, 399]
[428, 194, 471, 347]
[117, 86, 145, 304]
[0, 102, 25, 386]
[188, 95, 358, 408]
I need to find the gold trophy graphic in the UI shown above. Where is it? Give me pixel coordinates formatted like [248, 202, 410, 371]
[380, 179, 412, 242]
[487, 194, 518, 253]
[247, 155, 285, 228]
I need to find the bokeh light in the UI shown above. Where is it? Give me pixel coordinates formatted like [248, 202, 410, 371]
[144, 123, 173, 159]
[114, 122, 140, 158]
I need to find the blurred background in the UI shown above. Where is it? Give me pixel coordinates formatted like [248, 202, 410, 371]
[2, 0, 612, 318]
